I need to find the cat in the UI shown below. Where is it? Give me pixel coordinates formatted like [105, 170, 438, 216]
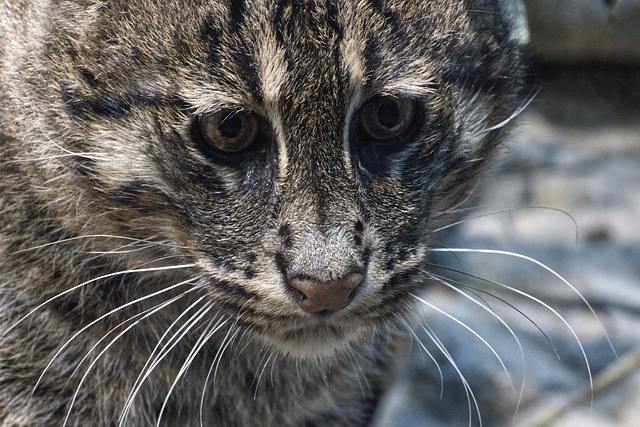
[0, 0, 526, 425]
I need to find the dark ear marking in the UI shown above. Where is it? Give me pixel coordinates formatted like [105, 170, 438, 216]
[228, 0, 247, 34]
[201, 15, 223, 64]
[353, 220, 364, 247]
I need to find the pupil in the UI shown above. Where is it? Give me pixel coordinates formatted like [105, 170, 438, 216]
[218, 114, 242, 139]
[378, 99, 400, 129]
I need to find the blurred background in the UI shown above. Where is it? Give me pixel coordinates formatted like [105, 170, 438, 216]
[374, 1, 640, 426]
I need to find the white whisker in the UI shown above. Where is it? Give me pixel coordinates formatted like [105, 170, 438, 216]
[346, 345, 373, 398]
[210, 321, 243, 391]
[62, 288, 198, 427]
[480, 89, 538, 133]
[253, 351, 275, 401]
[428, 248, 600, 401]
[420, 322, 482, 427]
[269, 351, 279, 387]
[32, 276, 202, 395]
[425, 262, 561, 358]
[119, 296, 211, 426]
[431, 206, 577, 239]
[8, 153, 110, 163]
[209, 298, 255, 391]
[11, 234, 187, 255]
[199, 301, 256, 423]
[155, 308, 223, 427]
[410, 292, 514, 392]
[431, 247, 616, 356]
[1, 263, 197, 340]
[199, 324, 239, 427]
[395, 310, 444, 397]
[68, 288, 196, 384]
[422, 270, 526, 416]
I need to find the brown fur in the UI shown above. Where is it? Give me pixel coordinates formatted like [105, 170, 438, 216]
[0, 1, 526, 425]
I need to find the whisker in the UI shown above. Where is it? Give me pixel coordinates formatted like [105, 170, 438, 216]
[123, 294, 209, 409]
[1, 263, 197, 340]
[410, 292, 514, 392]
[269, 351, 279, 388]
[347, 345, 373, 398]
[420, 322, 482, 427]
[430, 248, 589, 317]
[431, 247, 616, 355]
[80, 242, 182, 264]
[119, 296, 211, 426]
[395, 310, 444, 397]
[393, 306, 419, 363]
[230, 326, 257, 362]
[83, 240, 170, 256]
[32, 276, 202, 395]
[199, 300, 255, 425]
[155, 308, 223, 427]
[62, 288, 199, 427]
[209, 325, 239, 393]
[421, 270, 526, 416]
[253, 351, 275, 401]
[210, 298, 255, 391]
[196, 319, 232, 427]
[199, 325, 240, 427]
[8, 153, 110, 163]
[11, 234, 188, 255]
[480, 88, 538, 133]
[68, 288, 197, 384]
[428, 248, 601, 396]
[424, 262, 560, 358]
[431, 206, 578, 241]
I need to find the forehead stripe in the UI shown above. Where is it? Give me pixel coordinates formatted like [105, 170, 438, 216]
[255, 15, 289, 177]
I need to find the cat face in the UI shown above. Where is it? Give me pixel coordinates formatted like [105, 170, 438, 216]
[31, 0, 524, 359]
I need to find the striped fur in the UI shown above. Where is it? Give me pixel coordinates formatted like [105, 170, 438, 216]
[0, 1, 526, 425]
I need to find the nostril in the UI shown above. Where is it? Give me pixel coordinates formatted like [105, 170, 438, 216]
[289, 273, 364, 314]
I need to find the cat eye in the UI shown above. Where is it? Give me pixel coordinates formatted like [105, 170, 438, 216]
[197, 110, 259, 153]
[359, 96, 418, 141]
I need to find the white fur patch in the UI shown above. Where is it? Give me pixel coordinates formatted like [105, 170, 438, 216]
[256, 26, 289, 177]
[341, 36, 365, 170]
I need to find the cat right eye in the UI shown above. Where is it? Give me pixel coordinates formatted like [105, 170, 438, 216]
[197, 110, 259, 153]
[359, 96, 419, 142]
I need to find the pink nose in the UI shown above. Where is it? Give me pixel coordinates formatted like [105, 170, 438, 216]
[289, 273, 364, 313]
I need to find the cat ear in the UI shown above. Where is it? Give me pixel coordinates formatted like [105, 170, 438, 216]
[501, 0, 530, 46]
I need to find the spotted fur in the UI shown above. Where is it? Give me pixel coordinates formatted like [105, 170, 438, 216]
[0, 1, 526, 425]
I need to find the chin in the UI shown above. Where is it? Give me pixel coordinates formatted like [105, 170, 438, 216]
[262, 321, 371, 362]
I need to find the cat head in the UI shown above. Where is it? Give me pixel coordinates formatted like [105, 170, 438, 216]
[17, 0, 525, 360]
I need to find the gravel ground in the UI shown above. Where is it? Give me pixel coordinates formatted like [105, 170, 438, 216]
[372, 64, 640, 427]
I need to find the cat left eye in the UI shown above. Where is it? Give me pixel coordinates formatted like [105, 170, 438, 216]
[197, 110, 259, 153]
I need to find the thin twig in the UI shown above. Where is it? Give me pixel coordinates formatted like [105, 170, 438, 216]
[517, 345, 640, 427]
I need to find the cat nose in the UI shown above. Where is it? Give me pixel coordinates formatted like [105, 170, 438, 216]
[289, 273, 364, 313]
